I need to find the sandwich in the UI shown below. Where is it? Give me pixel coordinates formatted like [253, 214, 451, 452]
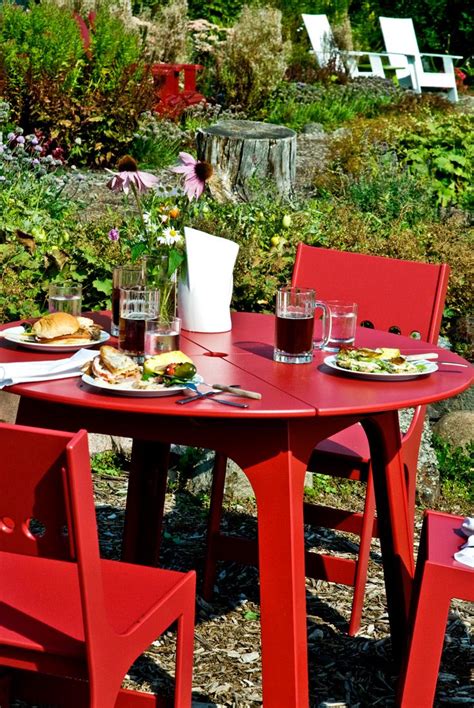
[83, 345, 141, 384]
[31, 313, 102, 344]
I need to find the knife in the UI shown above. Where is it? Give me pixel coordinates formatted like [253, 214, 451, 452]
[212, 384, 262, 400]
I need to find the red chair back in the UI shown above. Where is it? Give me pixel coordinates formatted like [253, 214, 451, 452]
[292, 244, 450, 343]
[0, 423, 106, 632]
[0, 425, 77, 560]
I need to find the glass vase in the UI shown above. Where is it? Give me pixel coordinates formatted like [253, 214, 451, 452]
[145, 255, 177, 324]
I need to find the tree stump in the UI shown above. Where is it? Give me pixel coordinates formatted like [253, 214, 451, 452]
[196, 120, 296, 200]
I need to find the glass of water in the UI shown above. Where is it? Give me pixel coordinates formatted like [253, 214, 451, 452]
[48, 282, 82, 317]
[325, 301, 358, 351]
[145, 317, 181, 357]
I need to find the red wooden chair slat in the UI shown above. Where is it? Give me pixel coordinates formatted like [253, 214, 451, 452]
[0, 422, 195, 706]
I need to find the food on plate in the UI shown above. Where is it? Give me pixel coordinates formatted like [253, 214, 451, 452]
[143, 350, 194, 376]
[83, 347, 197, 390]
[82, 345, 141, 384]
[143, 351, 197, 386]
[30, 313, 102, 344]
[335, 346, 429, 374]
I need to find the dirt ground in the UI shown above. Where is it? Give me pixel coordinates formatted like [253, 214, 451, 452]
[88, 468, 472, 708]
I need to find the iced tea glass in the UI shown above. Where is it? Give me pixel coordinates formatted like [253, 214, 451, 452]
[118, 288, 160, 362]
[274, 287, 330, 364]
[111, 263, 146, 336]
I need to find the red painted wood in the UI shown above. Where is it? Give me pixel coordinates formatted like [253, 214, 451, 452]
[151, 63, 205, 117]
[0, 423, 195, 707]
[398, 511, 474, 706]
[0, 311, 472, 708]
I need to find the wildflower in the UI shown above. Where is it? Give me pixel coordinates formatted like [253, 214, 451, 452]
[172, 152, 213, 200]
[168, 206, 180, 218]
[106, 155, 159, 195]
[108, 228, 120, 242]
[158, 227, 182, 246]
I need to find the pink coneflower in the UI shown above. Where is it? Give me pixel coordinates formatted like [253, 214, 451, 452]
[108, 228, 120, 242]
[106, 155, 159, 195]
[172, 152, 213, 200]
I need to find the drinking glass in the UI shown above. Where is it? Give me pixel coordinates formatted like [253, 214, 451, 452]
[145, 317, 181, 356]
[48, 282, 82, 317]
[111, 263, 146, 336]
[325, 301, 358, 352]
[274, 287, 330, 364]
[118, 288, 160, 362]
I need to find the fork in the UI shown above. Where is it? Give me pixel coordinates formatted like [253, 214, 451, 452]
[177, 384, 249, 408]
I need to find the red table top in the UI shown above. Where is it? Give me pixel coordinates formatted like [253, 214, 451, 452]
[1, 312, 472, 420]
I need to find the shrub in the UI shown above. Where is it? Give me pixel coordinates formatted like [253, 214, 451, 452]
[136, 0, 189, 64]
[433, 435, 474, 504]
[260, 78, 403, 131]
[0, 1, 155, 166]
[216, 5, 291, 113]
[323, 96, 473, 211]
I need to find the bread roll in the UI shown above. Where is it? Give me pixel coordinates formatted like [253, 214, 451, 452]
[32, 312, 80, 340]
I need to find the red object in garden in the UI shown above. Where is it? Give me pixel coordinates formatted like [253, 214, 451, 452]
[0, 422, 195, 707]
[2, 312, 472, 708]
[203, 246, 450, 636]
[398, 510, 474, 706]
[151, 63, 205, 117]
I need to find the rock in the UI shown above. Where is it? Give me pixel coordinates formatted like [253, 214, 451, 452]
[88, 433, 114, 456]
[433, 411, 474, 450]
[302, 122, 325, 136]
[400, 409, 440, 504]
[0, 391, 19, 423]
[112, 436, 133, 458]
[428, 387, 474, 420]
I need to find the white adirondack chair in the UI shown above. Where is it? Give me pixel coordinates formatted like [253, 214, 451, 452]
[379, 17, 462, 102]
[302, 13, 388, 78]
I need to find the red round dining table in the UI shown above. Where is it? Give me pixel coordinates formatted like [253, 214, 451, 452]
[1, 311, 472, 708]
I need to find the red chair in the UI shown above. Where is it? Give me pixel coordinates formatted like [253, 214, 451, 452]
[151, 63, 205, 118]
[0, 422, 195, 707]
[398, 510, 474, 706]
[203, 245, 449, 635]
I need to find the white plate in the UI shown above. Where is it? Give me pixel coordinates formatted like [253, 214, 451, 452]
[323, 355, 438, 381]
[81, 373, 203, 398]
[3, 327, 110, 352]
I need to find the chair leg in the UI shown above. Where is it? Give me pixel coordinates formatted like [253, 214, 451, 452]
[348, 468, 376, 636]
[202, 453, 228, 600]
[397, 566, 450, 707]
[173, 591, 196, 708]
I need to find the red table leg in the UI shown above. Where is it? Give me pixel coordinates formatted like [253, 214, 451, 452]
[362, 411, 415, 663]
[122, 440, 171, 565]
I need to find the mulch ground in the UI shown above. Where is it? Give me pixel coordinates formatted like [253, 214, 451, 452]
[10, 467, 473, 707]
[88, 468, 472, 708]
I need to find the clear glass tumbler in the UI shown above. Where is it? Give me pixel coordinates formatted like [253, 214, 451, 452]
[118, 287, 160, 362]
[48, 282, 82, 317]
[111, 263, 146, 336]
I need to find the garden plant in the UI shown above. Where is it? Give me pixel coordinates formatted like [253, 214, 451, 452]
[0, 1, 473, 704]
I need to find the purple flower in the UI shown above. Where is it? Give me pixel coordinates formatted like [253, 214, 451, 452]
[106, 155, 159, 195]
[172, 152, 213, 200]
[108, 228, 120, 242]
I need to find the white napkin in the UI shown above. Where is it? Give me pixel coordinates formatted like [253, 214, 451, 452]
[0, 349, 99, 389]
[454, 517, 474, 568]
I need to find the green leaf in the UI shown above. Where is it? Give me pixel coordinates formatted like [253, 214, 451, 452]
[93, 278, 112, 295]
[244, 610, 260, 621]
